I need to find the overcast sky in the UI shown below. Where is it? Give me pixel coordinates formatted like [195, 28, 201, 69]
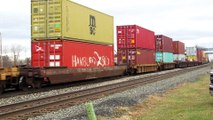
[0, 0, 213, 59]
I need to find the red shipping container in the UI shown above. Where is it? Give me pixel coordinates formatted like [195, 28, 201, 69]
[117, 48, 155, 66]
[32, 40, 114, 68]
[117, 25, 155, 50]
[155, 35, 173, 52]
[197, 49, 203, 62]
[173, 41, 185, 54]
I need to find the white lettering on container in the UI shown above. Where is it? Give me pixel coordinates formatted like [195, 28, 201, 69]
[72, 51, 110, 67]
[50, 44, 62, 49]
[35, 45, 44, 52]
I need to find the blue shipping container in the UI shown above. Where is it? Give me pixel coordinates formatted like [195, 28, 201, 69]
[156, 52, 174, 63]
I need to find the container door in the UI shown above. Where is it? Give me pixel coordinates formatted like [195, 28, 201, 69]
[32, 42, 48, 66]
[126, 26, 137, 48]
[32, 0, 62, 39]
[48, 41, 63, 67]
[128, 49, 136, 65]
[46, 0, 62, 38]
[117, 49, 135, 66]
[117, 26, 127, 48]
[155, 52, 163, 62]
[117, 26, 136, 48]
[117, 49, 127, 65]
[156, 36, 162, 52]
[118, 49, 136, 66]
[31, 1, 47, 39]
[32, 41, 63, 67]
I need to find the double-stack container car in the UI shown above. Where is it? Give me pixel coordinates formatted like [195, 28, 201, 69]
[20, 0, 127, 89]
[173, 41, 186, 61]
[155, 35, 175, 70]
[117, 25, 157, 74]
[0, 0, 126, 94]
[173, 41, 187, 67]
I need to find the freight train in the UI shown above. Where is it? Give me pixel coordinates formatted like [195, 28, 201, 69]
[0, 0, 209, 94]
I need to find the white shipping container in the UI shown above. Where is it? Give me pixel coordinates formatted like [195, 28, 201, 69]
[173, 54, 186, 61]
[186, 47, 197, 56]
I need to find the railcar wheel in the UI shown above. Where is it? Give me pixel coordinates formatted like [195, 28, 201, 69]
[19, 76, 29, 91]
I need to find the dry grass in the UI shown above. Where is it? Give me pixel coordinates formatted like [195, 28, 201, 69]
[99, 74, 213, 120]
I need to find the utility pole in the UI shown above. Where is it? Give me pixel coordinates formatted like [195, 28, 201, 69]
[0, 32, 2, 68]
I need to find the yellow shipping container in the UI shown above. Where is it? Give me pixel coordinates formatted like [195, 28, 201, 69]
[31, 0, 114, 45]
[203, 52, 208, 59]
[186, 55, 197, 61]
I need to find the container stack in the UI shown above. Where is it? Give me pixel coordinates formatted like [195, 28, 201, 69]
[173, 41, 186, 61]
[31, 0, 114, 68]
[186, 47, 197, 61]
[117, 25, 155, 66]
[155, 35, 174, 63]
[197, 49, 204, 63]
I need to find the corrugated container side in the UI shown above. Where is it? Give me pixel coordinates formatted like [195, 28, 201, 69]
[117, 48, 155, 66]
[155, 52, 174, 63]
[173, 54, 186, 61]
[117, 25, 155, 50]
[32, 40, 114, 68]
[155, 35, 173, 52]
[31, 0, 113, 45]
[186, 47, 197, 56]
[173, 41, 185, 54]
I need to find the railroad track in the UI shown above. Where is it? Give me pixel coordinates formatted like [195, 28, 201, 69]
[0, 64, 209, 120]
[0, 76, 121, 99]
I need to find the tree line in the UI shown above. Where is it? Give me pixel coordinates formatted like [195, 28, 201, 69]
[0, 45, 30, 68]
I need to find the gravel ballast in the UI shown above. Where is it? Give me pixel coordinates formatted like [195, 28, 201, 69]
[27, 66, 210, 120]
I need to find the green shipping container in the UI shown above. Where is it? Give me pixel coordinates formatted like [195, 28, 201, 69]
[31, 0, 113, 45]
[155, 52, 174, 63]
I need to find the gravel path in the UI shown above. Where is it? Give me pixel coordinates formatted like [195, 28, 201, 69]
[27, 66, 210, 120]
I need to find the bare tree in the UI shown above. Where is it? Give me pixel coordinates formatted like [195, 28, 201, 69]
[2, 55, 12, 67]
[24, 57, 31, 66]
[3, 45, 9, 55]
[1, 45, 12, 67]
[10, 44, 22, 66]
